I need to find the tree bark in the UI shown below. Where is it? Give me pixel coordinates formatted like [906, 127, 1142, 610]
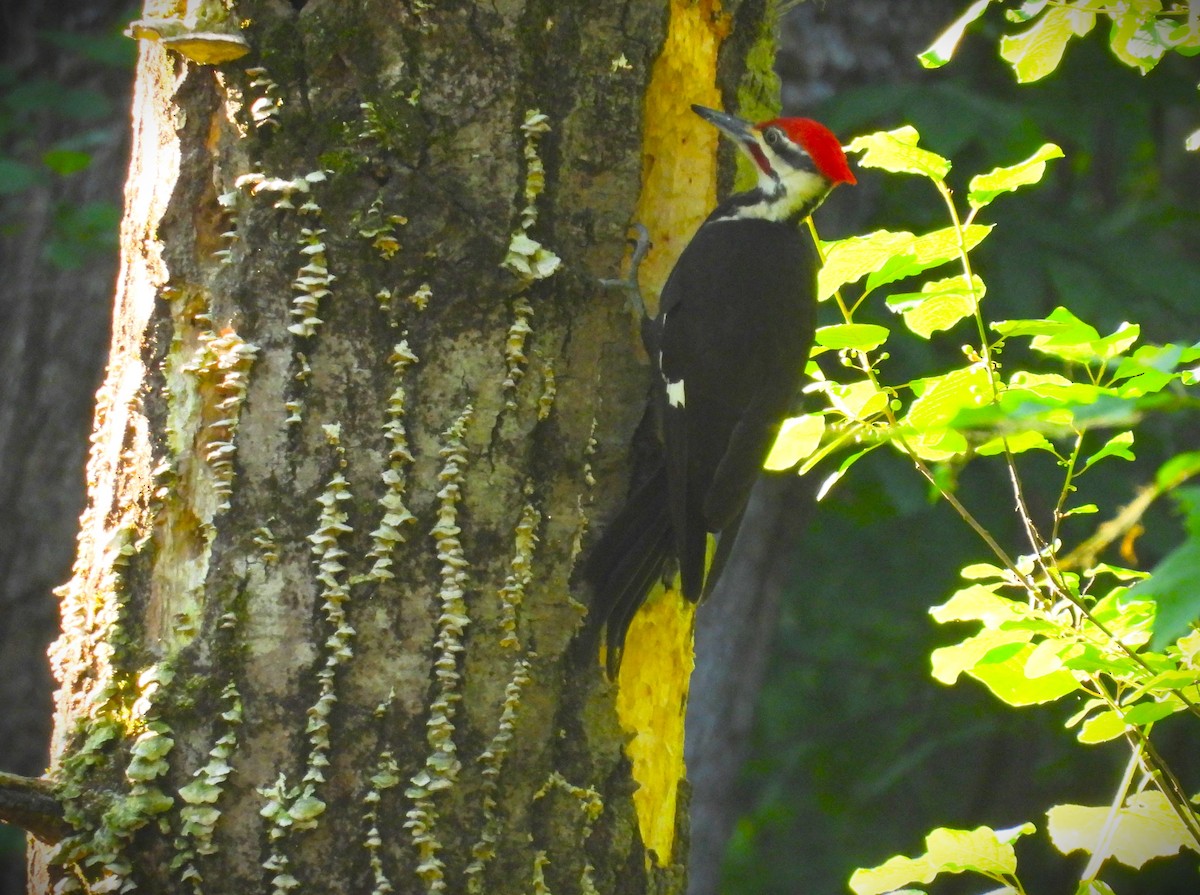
[25, 2, 776, 892]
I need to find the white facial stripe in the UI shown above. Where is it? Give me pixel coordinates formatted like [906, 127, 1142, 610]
[666, 378, 686, 408]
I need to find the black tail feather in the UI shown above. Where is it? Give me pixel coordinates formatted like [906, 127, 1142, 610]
[583, 463, 672, 673]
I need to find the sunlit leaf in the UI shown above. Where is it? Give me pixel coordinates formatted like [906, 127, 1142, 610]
[905, 428, 970, 461]
[968, 142, 1064, 209]
[976, 429, 1054, 456]
[1077, 709, 1127, 744]
[1122, 699, 1184, 726]
[1081, 431, 1135, 472]
[906, 364, 995, 429]
[764, 414, 825, 471]
[886, 275, 983, 338]
[1024, 637, 1078, 678]
[850, 825, 1031, 895]
[999, 6, 1097, 82]
[930, 583, 1018, 625]
[865, 225, 993, 293]
[846, 126, 952, 179]
[930, 628, 1032, 686]
[827, 380, 890, 421]
[960, 562, 1008, 581]
[967, 642, 1081, 705]
[1047, 791, 1199, 868]
[991, 310, 1094, 340]
[817, 229, 916, 300]
[1089, 590, 1156, 647]
[1109, 6, 1173, 74]
[918, 0, 997, 68]
[994, 307, 1138, 363]
[815, 323, 890, 351]
[1006, 1, 1050, 24]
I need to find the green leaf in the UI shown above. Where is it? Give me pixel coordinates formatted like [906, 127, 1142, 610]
[846, 126, 952, 179]
[1132, 532, 1200, 651]
[1023, 637, 1074, 677]
[976, 429, 1055, 456]
[42, 148, 92, 175]
[826, 380, 889, 422]
[968, 142, 1064, 209]
[930, 628, 1032, 686]
[1108, 5, 1172, 74]
[918, 0, 997, 68]
[1156, 451, 1200, 490]
[930, 584, 1019, 626]
[999, 6, 1097, 83]
[1047, 791, 1200, 868]
[906, 364, 995, 430]
[815, 323, 890, 351]
[960, 562, 1008, 581]
[1090, 589, 1156, 646]
[993, 307, 1138, 363]
[764, 414, 825, 471]
[901, 364, 996, 461]
[1081, 431, 1135, 472]
[850, 825, 1030, 895]
[1077, 709, 1127, 744]
[886, 275, 983, 338]
[865, 225, 993, 293]
[817, 229, 916, 300]
[1122, 699, 1183, 726]
[968, 642, 1081, 705]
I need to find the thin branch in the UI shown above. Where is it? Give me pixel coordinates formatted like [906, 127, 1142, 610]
[0, 770, 70, 844]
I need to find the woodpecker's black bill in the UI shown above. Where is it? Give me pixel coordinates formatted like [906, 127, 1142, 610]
[691, 104, 755, 143]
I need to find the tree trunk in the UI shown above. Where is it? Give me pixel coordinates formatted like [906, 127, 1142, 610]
[26, 1, 776, 892]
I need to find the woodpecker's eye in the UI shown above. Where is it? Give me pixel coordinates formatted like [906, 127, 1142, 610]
[764, 127, 784, 148]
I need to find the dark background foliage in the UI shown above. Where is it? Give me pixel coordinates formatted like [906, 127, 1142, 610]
[0, 3, 132, 891]
[724, 4, 1200, 894]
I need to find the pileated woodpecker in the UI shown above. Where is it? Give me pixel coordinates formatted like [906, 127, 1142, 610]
[585, 105, 856, 671]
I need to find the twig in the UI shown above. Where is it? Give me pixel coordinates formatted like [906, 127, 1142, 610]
[0, 770, 69, 844]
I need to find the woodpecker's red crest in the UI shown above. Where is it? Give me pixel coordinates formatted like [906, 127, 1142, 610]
[690, 105, 854, 224]
[757, 117, 857, 186]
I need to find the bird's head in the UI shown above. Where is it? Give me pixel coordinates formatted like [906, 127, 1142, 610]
[692, 104, 855, 222]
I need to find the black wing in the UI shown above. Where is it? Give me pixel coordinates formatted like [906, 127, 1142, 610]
[656, 216, 816, 601]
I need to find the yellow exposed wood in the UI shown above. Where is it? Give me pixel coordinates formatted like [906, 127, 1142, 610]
[617, 0, 730, 867]
[614, 581, 696, 866]
[633, 0, 730, 315]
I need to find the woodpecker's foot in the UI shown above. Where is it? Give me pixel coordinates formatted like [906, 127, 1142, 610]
[599, 223, 652, 320]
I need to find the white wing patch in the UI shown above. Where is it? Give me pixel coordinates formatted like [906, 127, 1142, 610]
[666, 378, 686, 408]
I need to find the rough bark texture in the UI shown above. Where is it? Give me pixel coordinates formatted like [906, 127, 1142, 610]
[23, 1, 769, 892]
[0, 2, 130, 889]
